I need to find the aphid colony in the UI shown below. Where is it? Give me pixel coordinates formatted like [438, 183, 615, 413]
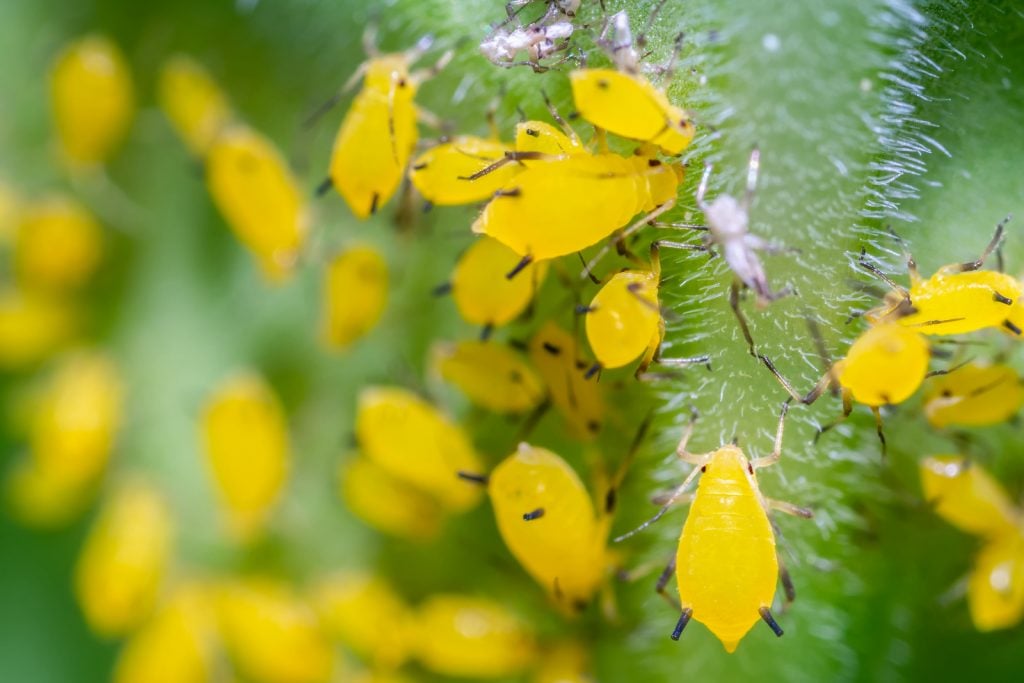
[3, 2, 1024, 682]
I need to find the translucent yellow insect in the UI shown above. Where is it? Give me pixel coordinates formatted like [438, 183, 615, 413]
[471, 148, 683, 262]
[432, 340, 545, 414]
[320, 33, 448, 218]
[0, 288, 76, 370]
[49, 35, 135, 168]
[206, 124, 308, 282]
[158, 54, 233, 158]
[441, 236, 549, 333]
[312, 571, 412, 669]
[355, 386, 483, 511]
[338, 453, 444, 541]
[75, 482, 173, 637]
[863, 218, 1022, 336]
[322, 244, 389, 350]
[200, 372, 290, 542]
[6, 352, 123, 525]
[14, 195, 103, 292]
[215, 577, 336, 683]
[570, 8, 694, 155]
[412, 594, 537, 678]
[460, 439, 638, 613]
[923, 362, 1023, 429]
[616, 405, 811, 652]
[920, 456, 1024, 631]
[532, 640, 592, 683]
[113, 582, 218, 683]
[527, 321, 606, 440]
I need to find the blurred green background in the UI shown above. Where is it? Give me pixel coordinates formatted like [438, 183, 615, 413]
[2, 0, 1024, 681]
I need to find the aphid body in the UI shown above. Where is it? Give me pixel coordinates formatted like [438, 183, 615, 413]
[923, 362, 1023, 428]
[15, 195, 103, 292]
[158, 55, 233, 157]
[339, 453, 443, 541]
[0, 288, 76, 371]
[585, 261, 661, 373]
[448, 236, 549, 329]
[527, 322, 605, 439]
[832, 322, 930, 407]
[433, 340, 545, 414]
[322, 244, 388, 350]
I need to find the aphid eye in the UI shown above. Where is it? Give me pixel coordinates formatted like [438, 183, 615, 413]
[647, 158, 662, 167]
[397, 78, 407, 88]
[542, 342, 561, 355]
[941, 389, 953, 397]
[586, 420, 600, 434]
[596, 79, 609, 89]
[525, 128, 539, 137]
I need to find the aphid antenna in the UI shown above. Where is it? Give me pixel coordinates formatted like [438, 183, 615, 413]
[580, 199, 677, 281]
[613, 457, 705, 543]
[856, 248, 909, 299]
[457, 470, 490, 485]
[958, 214, 1010, 272]
[803, 312, 839, 397]
[541, 89, 582, 145]
[925, 358, 973, 379]
[362, 21, 381, 58]
[637, 0, 670, 49]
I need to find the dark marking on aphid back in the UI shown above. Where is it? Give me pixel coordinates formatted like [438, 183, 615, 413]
[542, 342, 561, 355]
[587, 419, 601, 434]
[525, 128, 540, 137]
[412, 161, 428, 170]
[572, 599, 589, 612]
[493, 188, 522, 198]
[509, 369, 523, 384]
[523, 508, 545, 521]
[597, 79, 610, 89]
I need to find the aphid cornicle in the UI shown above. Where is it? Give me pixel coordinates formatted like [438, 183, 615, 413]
[616, 405, 811, 653]
[919, 456, 1024, 631]
[923, 361, 1023, 429]
[433, 340, 545, 414]
[321, 244, 389, 350]
[49, 35, 135, 168]
[862, 216, 1022, 336]
[320, 30, 449, 218]
[158, 55, 233, 158]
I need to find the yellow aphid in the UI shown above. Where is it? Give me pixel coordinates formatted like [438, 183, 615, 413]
[322, 244, 388, 350]
[327, 51, 423, 218]
[919, 456, 1019, 539]
[50, 35, 134, 167]
[348, 672, 417, 683]
[617, 406, 809, 653]
[200, 373, 290, 541]
[29, 352, 123, 495]
[585, 265, 661, 374]
[967, 532, 1024, 631]
[15, 196, 103, 292]
[527, 322, 605, 439]
[448, 236, 549, 329]
[339, 454, 443, 541]
[833, 323, 930, 407]
[533, 640, 592, 683]
[5, 458, 93, 527]
[409, 136, 521, 205]
[0, 289, 76, 370]
[413, 594, 537, 678]
[312, 571, 411, 669]
[75, 483, 173, 637]
[433, 340, 545, 414]
[513, 120, 585, 157]
[864, 219, 1021, 336]
[158, 55, 233, 157]
[481, 444, 613, 611]
[206, 125, 308, 282]
[472, 152, 683, 261]
[114, 583, 218, 683]
[355, 386, 482, 511]
[923, 362, 1023, 428]
[0, 180, 19, 244]
[216, 578, 335, 683]
[570, 69, 694, 155]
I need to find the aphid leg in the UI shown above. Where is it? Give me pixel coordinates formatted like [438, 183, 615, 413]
[656, 556, 679, 609]
[541, 90, 582, 146]
[766, 498, 813, 518]
[751, 402, 789, 469]
[315, 177, 334, 197]
[814, 389, 853, 443]
[580, 199, 677, 280]
[650, 491, 695, 506]
[777, 555, 797, 604]
[457, 471, 490, 485]
[637, 0, 669, 49]
[758, 606, 784, 637]
[871, 406, 887, 458]
[955, 214, 1010, 272]
[506, 254, 534, 279]
[515, 398, 551, 442]
[670, 608, 694, 641]
[600, 410, 654, 516]
[612, 463, 704, 542]
[302, 61, 368, 129]
[741, 147, 761, 211]
[857, 249, 910, 300]
[729, 279, 758, 356]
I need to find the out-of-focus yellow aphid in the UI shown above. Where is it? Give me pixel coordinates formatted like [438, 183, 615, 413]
[14, 196, 103, 292]
[919, 456, 1020, 540]
[200, 372, 290, 542]
[413, 594, 537, 679]
[409, 136, 520, 206]
[215, 578, 335, 683]
[206, 124, 308, 282]
[312, 571, 411, 669]
[922, 362, 1023, 429]
[355, 386, 482, 511]
[348, 671, 417, 683]
[863, 218, 1022, 336]
[471, 150, 683, 262]
[114, 583, 218, 683]
[968, 532, 1024, 632]
[158, 54, 233, 158]
[533, 640, 592, 683]
[0, 180, 20, 244]
[433, 340, 545, 414]
[5, 458, 90, 527]
[339, 454, 443, 541]
[447, 236, 549, 330]
[616, 406, 810, 653]
[324, 34, 449, 219]
[29, 351, 123, 495]
[527, 322, 605, 440]
[0, 289, 76, 370]
[919, 456, 1024, 631]
[322, 244, 388, 350]
[50, 35, 134, 167]
[585, 268, 661, 373]
[570, 69, 694, 155]
[464, 443, 617, 612]
[75, 482, 173, 638]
